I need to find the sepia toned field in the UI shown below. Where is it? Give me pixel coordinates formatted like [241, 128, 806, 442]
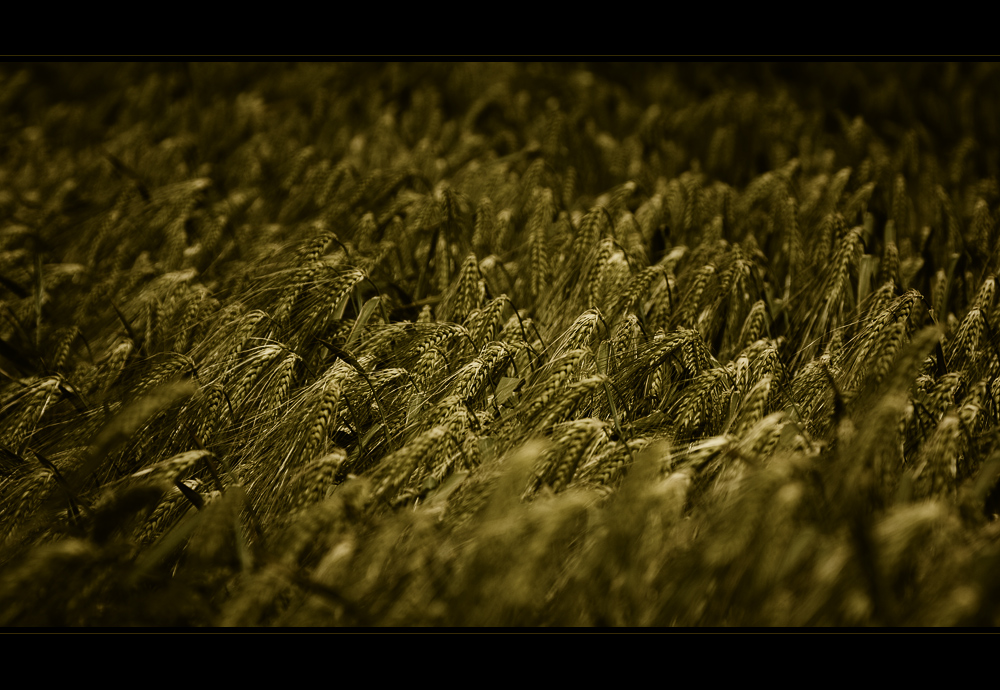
[2, 62, 999, 626]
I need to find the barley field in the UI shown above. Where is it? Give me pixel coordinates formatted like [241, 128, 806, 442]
[2, 62, 1000, 627]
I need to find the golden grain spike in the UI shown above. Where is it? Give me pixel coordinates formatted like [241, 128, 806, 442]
[573, 205, 612, 264]
[286, 448, 348, 511]
[472, 197, 496, 254]
[447, 254, 486, 324]
[300, 379, 343, 463]
[370, 426, 451, 503]
[564, 308, 604, 352]
[613, 265, 663, 317]
[453, 341, 513, 404]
